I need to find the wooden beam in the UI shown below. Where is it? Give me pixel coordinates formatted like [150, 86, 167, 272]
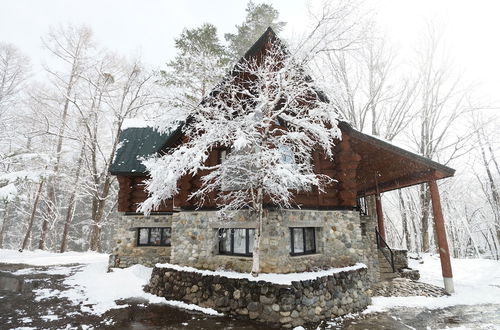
[429, 179, 455, 294]
[361, 170, 436, 196]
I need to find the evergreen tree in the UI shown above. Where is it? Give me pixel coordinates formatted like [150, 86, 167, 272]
[161, 23, 229, 107]
[225, 1, 286, 59]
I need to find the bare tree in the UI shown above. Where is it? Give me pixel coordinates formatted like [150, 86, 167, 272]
[0, 43, 29, 123]
[37, 24, 94, 250]
[67, 56, 157, 252]
[0, 43, 30, 248]
[473, 117, 500, 258]
[59, 143, 85, 252]
[312, 29, 417, 142]
[410, 25, 473, 252]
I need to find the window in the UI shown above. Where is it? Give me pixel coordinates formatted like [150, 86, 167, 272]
[218, 228, 254, 256]
[137, 227, 171, 246]
[219, 149, 227, 163]
[279, 145, 295, 164]
[356, 195, 368, 216]
[290, 227, 316, 255]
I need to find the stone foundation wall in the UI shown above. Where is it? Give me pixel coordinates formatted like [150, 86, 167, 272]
[108, 214, 173, 268]
[145, 265, 371, 328]
[170, 209, 367, 274]
[393, 249, 409, 270]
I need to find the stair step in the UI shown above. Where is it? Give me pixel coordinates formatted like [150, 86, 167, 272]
[379, 264, 393, 269]
[380, 273, 398, 280]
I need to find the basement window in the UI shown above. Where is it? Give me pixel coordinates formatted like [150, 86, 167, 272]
[290, 227, 316, 255]
[137, 227, 171, 246]
[218, 228, 254, 257]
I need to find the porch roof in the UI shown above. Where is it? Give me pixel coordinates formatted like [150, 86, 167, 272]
[339, 122, 455, 195]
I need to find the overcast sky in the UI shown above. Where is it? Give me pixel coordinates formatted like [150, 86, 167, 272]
[1, 0, 500, 105]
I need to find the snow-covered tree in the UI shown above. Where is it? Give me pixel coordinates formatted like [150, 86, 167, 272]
[140, 39, 340, 275]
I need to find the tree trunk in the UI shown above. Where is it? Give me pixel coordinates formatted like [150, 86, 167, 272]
[88, 194, 101, 251]
[60, 144, 85, 253]
[251, 187, 264, 276]
[398, 190, 411, 251]
[21, 180, 45, 250]
[0, 201, 11, 248]
[420, 183, 431, 252]
[41, 63, 78, 250]
[88, 169, 114, 252]
[38, 213, 51, 250]
[478, 133, 500, 248]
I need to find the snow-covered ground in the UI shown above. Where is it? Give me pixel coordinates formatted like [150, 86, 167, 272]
[0, 249, 220, 316]
[2, 249, 500, 323]
[59, 262, 221, 316]
[367, 253, 500, 312]
[0, 249, 107, 266]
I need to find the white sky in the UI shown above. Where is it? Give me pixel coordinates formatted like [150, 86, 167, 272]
[1, 0, 500, 105]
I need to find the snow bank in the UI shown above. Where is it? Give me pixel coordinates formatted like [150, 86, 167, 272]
[155, 262, 367, 285]
[366, 254, 500, 312]
[58, 261, 221, 316]
[0, 249, 108, 266]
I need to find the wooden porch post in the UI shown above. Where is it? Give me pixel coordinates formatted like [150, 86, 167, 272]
[429, 179, 455, 294]
[375, 193, 386, 241]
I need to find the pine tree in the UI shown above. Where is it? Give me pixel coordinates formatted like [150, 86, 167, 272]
[225, 1, 286, 59]
[160, 23, 229, 107]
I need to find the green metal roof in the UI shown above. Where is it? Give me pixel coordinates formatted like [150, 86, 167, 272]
[110, 127, 177, 175]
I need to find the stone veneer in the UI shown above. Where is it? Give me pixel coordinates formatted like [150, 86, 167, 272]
[109, 208, 381, 285]
[393, 249, 409, 270]
[145, 264, 371, 328]
[169, 209, 378, 277]
[108, 214, 173, 268]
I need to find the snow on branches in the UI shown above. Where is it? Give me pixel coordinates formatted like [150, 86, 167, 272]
[140, 42, 340, 216]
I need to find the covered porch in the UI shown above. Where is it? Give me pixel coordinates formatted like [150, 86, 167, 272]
[340, 123, 456, 294]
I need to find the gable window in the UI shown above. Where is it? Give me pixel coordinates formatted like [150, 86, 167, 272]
[218, 228, 254, 256]
[279, 145, 295, 164]
[290, 227, 316, 255]
[137, 227, 171, 246]
[219, 149, 227, 163]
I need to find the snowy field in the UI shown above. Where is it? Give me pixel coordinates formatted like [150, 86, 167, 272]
[1, 249, 500, 329]
[368, 254, 500, 312]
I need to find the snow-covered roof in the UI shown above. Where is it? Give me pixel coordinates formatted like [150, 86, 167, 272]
[110, 126, 180, 175]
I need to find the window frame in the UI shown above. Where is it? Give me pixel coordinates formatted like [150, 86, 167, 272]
[218, 228, 254, 257]
[290, 227, 317, 256]
[136, 227, 172, 247]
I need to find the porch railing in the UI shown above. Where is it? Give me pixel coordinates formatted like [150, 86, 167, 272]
[375, 227, 395, 272]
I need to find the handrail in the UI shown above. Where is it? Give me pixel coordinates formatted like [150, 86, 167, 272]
[375, 227, 395, 272]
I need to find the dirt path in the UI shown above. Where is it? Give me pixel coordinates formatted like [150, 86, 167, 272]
[1, 263, 498, 329]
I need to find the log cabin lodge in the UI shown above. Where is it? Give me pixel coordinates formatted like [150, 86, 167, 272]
[108, 28, 456, 306]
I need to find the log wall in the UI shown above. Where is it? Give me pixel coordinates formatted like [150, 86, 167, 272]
[117, 175, 173, 213]
[116, 131, 361, 212]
